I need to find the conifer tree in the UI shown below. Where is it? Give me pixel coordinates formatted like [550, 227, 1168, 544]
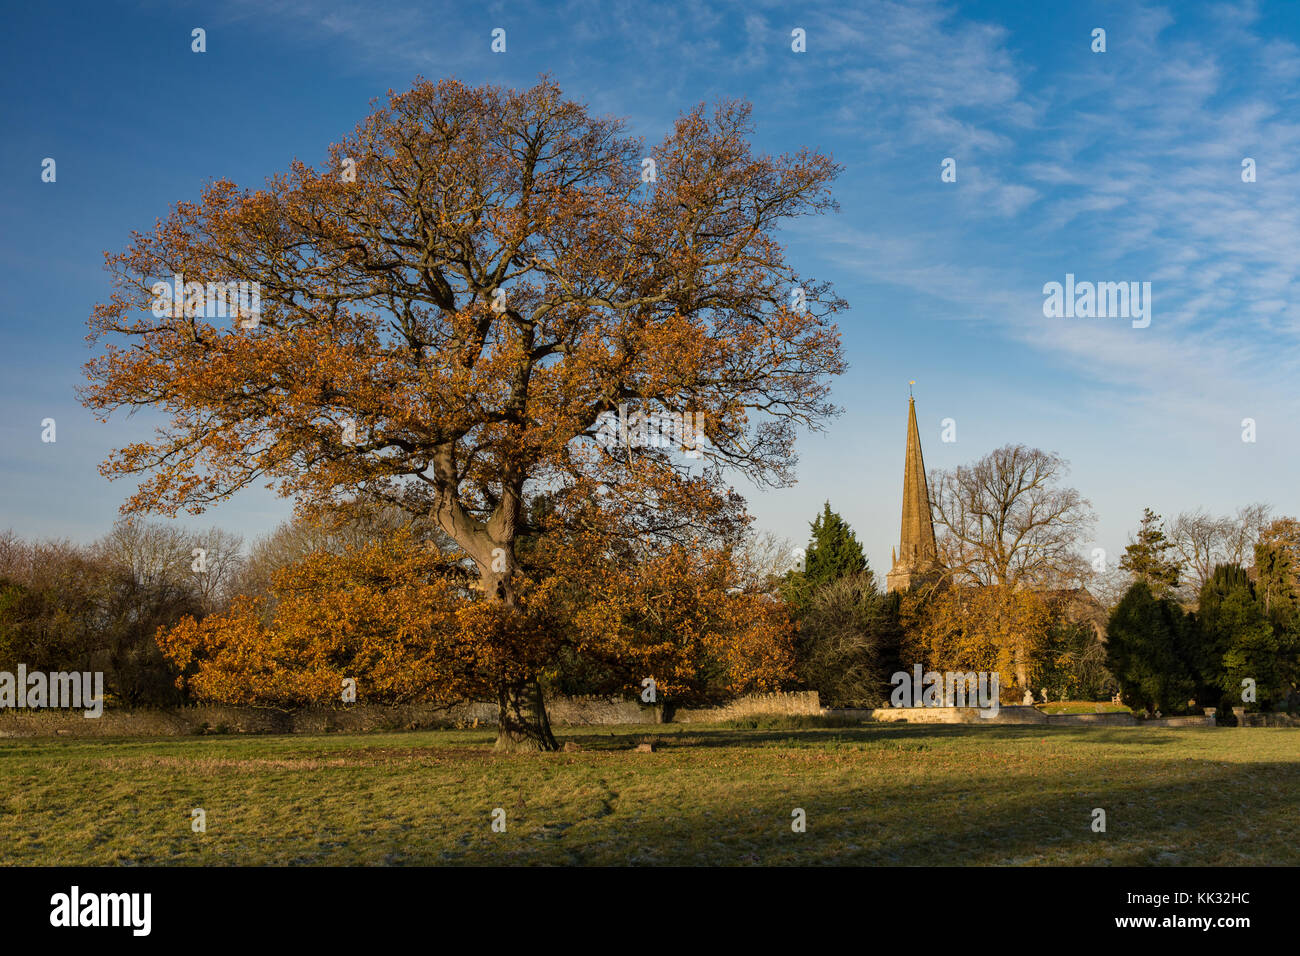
[1104, 580, 1194, 714]
[1119, 508, 1182, 597]
[1189, 564, 1250, 702]
[1192, 564, 1286, 711]
[780, 503, 903, 706]
[1255, 518, 1300, 632]
[781, 501, 866, 608]
[804, 501, 867, 587]
[1253, 519, 1300, 707]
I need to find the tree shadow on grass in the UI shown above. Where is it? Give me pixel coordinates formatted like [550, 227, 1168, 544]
[422, 757, 1300, 866]
[756, 760, 1300, 866]
[557, 723, 1191, 752]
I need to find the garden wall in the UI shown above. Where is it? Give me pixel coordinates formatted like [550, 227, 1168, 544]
[672, 691, 821, 723]
[1237, 712, 1300, 727]
[863, 705, 1050, 724]
[11, 692, 1293, 737]
[1142, 715, 1215, 727]
[0, 692, 745, 738]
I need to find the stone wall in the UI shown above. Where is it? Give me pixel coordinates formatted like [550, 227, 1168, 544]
[0, 693, 701, 738]
[547, 697, 662, 725]
[864, 705, 1048, 724]
[672, 690, 821, 723]
[1046, 712, 1137, 726]
[1141, 715, 1214, 728]
[1237, 712, 1300, 727]
[0, 705, 288, 738]
[11, 692, 1286, 738]
[858, 706, 1139, 726]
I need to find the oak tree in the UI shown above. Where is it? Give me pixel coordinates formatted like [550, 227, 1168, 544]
[83, 77, 846, 749]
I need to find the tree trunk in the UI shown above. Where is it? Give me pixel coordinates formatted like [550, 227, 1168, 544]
[431, 480, 557, 752]
[481, 548, 557, 752]
[494, 677, 558, 752]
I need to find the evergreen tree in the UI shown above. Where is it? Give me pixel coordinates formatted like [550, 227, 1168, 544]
[1220, 608, 1284, 712]
[1254, 519, 1300, 709]
[1188, 567, 1228, 700]
[779, 503, 900, 704]
[1188, 562, 1295, 713]
[805, 501, 867, 586]
[1191, 565, 1249, 703]
[781, 501, 866, 609]
[1255, 519, 1300, 633]
[1104, 580, 1194, 714]
[1119, 508, 1182, 597]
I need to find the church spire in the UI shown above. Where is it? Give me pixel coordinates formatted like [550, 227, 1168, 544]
[886, 393, 939, 592]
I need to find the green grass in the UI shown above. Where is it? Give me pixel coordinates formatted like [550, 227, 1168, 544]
[1, 723, 1296, 865]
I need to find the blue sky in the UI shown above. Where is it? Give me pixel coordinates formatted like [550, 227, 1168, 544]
[2, 0, 1298, 576]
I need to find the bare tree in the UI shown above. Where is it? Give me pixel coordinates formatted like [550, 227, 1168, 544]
[929, 444, 1095, 589]
[0, 530, 22, 578]
[1224, 503, 1272, 566]
[730, 529, 799, 593]
[1166, 510, 1218, 595]
[1086, 565, 1135, 612]
[188, 528, 244, 613]
[1168, 503, 1270, 597]
[94, 518, 244, 614]
[95, 519, 189, 589]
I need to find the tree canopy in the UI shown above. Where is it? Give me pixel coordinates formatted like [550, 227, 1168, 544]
[82, 76, 847, 749]
[929, 444, 1094, 589]
[1119, 508, 1182, 598]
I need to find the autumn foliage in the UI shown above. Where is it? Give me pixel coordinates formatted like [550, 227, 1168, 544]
[901, 584, 1054, 694]
[554, 544, 795, 705]
[157, 528, 794, 710]
[84, 75, 844, 748]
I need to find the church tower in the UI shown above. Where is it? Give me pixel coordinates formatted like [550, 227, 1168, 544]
[886, 394, 940, 593]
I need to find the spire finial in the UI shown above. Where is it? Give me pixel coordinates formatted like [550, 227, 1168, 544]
[908, 379, 915, 398]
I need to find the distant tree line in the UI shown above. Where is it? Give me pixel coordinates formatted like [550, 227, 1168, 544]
[1106, 509, 1300, 717]
[0, 501, 797, 711]
[765, 446, 1298, 717]
[3, 456, 1296, 720]
[0, 521, 240, 706]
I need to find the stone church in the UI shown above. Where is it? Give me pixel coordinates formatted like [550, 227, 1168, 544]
[883, 393, 1108, 644]
[886, 395, 941, 593]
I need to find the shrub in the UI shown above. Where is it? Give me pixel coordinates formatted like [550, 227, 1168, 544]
[793, 572, 901, 708]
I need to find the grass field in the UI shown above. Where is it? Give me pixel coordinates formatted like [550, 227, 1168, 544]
[2, 720, 1296, 866]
